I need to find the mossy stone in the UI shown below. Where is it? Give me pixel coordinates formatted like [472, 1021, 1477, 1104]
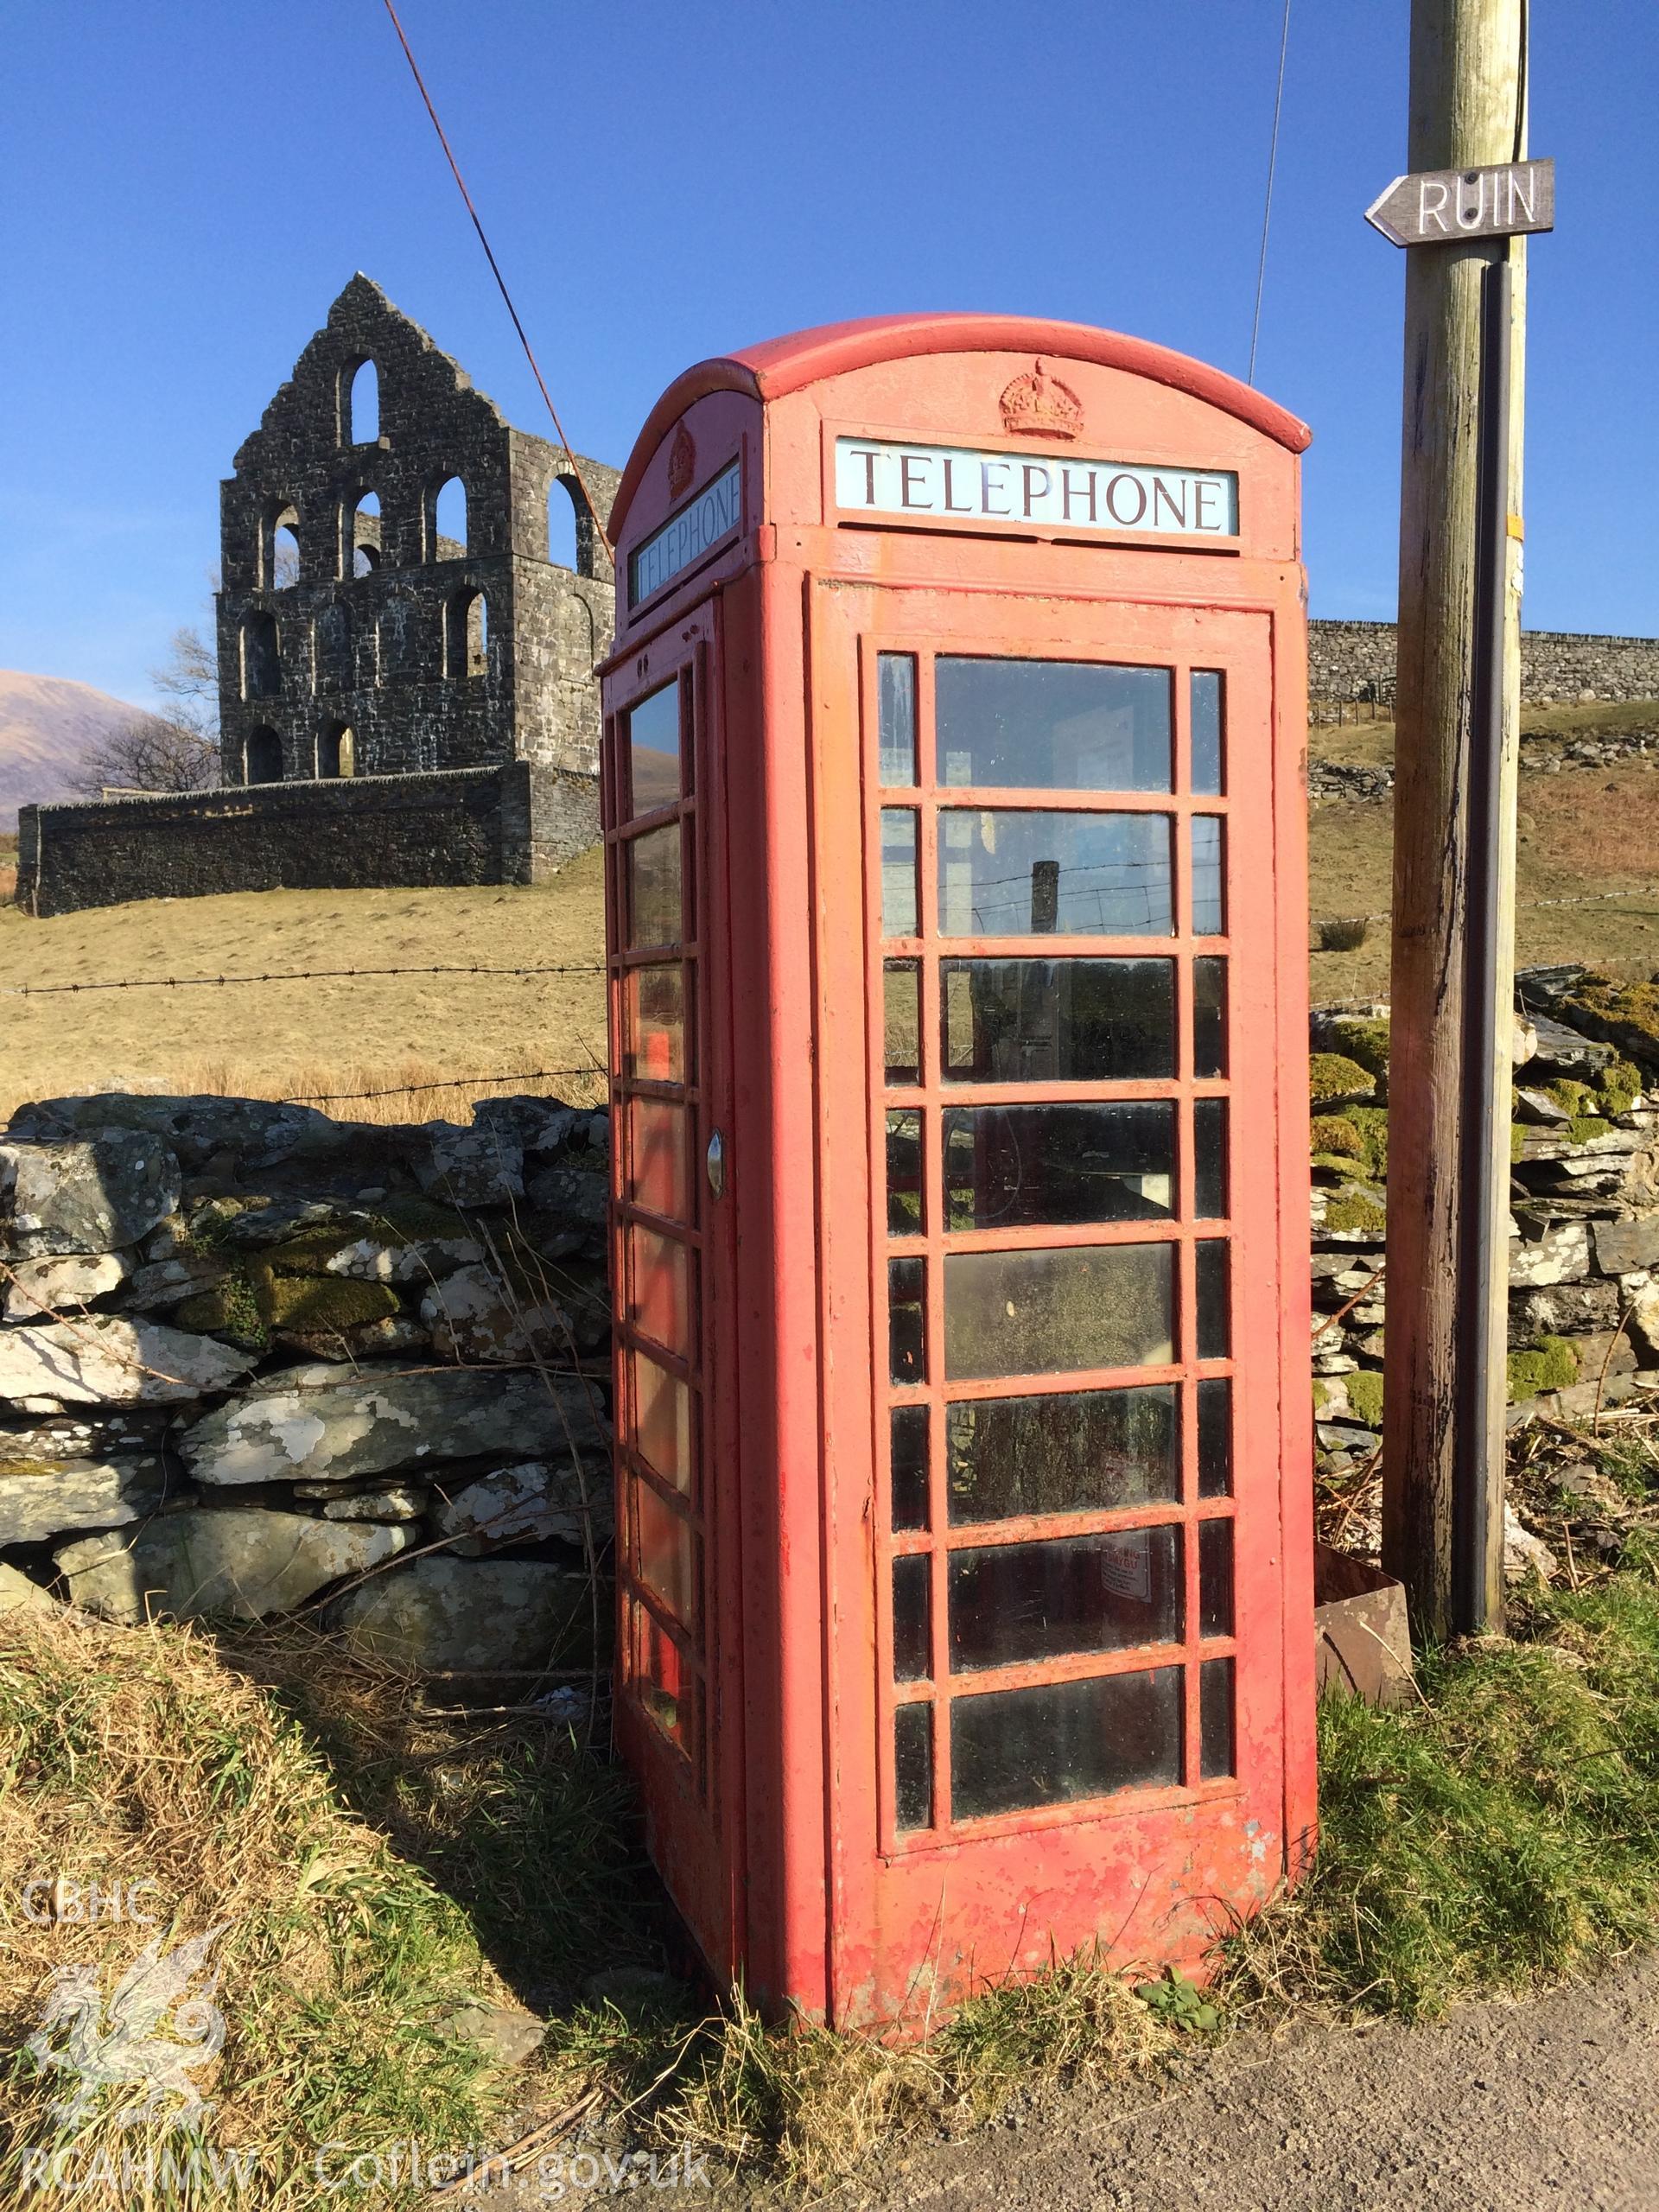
[264, 1277, 403, 1332]
[1506, 1335, 1580, 1403]
[264, 1229, 363, 1277]
[1311, 1115, 1365, 1160]
[364, 1198, 475, 1243]
[175, 1272, 271, 1352]
[1560, 974, 1659, 1071]
[1348, 1105, 1389, 1180]
[1311, 1053, 1376, 1108]
[1599, 1060, 1643, 1117]
[1325, 1189, 1387, 1236]
[1567, 1116, 1611, 1147]
[1326, 1017, 1389, 1080]
[1346, 1370, 1384, 1429]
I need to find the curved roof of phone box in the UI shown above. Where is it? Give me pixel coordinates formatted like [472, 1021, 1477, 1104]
[608, 312, 1313, 543]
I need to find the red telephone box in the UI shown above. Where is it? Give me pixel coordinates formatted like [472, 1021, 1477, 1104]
[598, 315, 1315, 2029]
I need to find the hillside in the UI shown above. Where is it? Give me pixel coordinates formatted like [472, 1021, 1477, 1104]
[0, 668, 145, 825]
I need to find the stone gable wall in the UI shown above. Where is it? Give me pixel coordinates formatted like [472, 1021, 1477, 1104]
[218, 276, 620, 788]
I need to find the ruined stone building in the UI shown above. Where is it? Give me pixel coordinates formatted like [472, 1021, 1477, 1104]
[219, 274, 620, 787]
[17, 277, 619, 917]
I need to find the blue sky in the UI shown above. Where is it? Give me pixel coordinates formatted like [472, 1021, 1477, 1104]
[3, 1, 1655, 709]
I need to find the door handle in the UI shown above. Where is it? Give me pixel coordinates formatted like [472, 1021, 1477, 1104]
[706, 1130, 727, 1199]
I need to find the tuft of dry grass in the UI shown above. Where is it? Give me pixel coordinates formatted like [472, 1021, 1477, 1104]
[0, 1607, 639, 2208]
[188, 1052, 606, 1126]
[0, 1608, 1180, 2201]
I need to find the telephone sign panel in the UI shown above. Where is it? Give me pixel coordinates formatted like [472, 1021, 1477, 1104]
[598, 315, 1317, 2029]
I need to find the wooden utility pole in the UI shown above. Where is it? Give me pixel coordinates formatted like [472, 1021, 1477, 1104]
[1381, 0, 1529, 1641]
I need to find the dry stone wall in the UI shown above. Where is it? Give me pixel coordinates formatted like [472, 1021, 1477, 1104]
[1309, 618, 1659, 706]
[13, 763, 598, 917]
[1311, 968, 1659, 1544]
[0, 1087, 614, 1675]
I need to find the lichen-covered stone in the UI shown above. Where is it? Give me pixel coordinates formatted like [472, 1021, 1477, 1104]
[126, 1254, 230, 1311]
[0, 1317, 256, 1404]
[3, 1253, 130, 1319]
[433, 1459, 611, 1554]
[407, 1123, 525, 1209]
[1344, 1370, 1384, 1428]
[0, 1456, 170, 1545]
[419, 1264, 568, 1364]
[471, 1097, 581, 1156]
[318, 1484, 426, 1522]
[1509, 1223, 1592, 1287]
[0, 1133, 181, 1257]
[9, 1094, 346, 1172]
[55, 1509, 410, 1623]
[180, 1361, 607, 1487]
[325, 1555, 595, 1672]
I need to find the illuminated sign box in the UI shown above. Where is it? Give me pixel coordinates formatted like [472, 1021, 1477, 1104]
[836, 436, 1238, 538]
[628, 459, 741, 607]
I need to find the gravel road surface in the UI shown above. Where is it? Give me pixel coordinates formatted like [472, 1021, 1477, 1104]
[835, 1953, 1659, 2212]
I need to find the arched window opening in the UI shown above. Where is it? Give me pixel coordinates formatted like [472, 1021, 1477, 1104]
[346, 358, 379, 445]
[349, 491, 381, 579]
[548, 479, 578, 572]
[378, 596, 424, 683]
[430, 475, 467, 560]
[319, 723, 355, 779]
[556, 473, 607, 580]
[316, 601, 352, 692]
[446, 588, 489, 680]
[240, 612, 281, 701]
[270, 505, 301, 588]
[245, 728, 283, 785]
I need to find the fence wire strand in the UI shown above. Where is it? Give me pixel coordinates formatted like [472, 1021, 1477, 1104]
[3, 961, 606, 999]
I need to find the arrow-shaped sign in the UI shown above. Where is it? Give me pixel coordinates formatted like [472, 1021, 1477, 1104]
[1365, 158, 1554, 248]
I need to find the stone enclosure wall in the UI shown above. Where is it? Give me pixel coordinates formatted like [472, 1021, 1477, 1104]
[1309, 618, 1659, 707]
[14, 764, 599, 918]
[1311, 968, 1659, 1559]
[0, 1087, 614, 1675]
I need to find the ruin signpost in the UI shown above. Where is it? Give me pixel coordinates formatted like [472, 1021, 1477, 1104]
[1376, 0, 1547, 1642]
[1364, 158, 1554, 249]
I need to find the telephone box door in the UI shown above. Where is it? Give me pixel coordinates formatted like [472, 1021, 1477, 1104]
[603, 604, 742, 1980]
[810, 581, 1300, 2022]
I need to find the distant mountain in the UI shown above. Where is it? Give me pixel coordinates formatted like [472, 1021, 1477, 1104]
[0, 671, 146, 830]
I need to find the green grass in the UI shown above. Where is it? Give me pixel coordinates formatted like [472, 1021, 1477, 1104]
[11, 1544, 1659, 2196]
[1231, 1555, 1659, 2019]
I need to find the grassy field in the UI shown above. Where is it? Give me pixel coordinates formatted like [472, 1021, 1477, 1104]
[0, 849, 609, 1122]
[0, 725, 1656, 1119]
[1313, 694, 1659, 770]
[1309, 753, 1659, 1001]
